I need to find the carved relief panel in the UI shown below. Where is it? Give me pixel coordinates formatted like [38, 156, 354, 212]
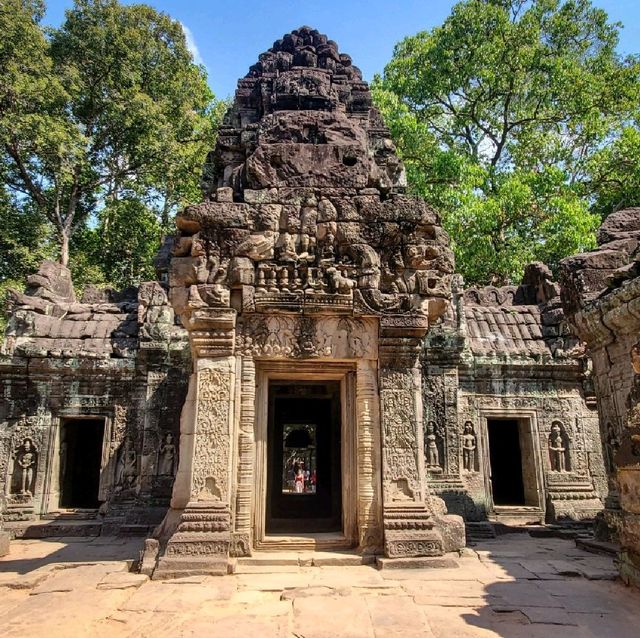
[192, 365, 234, 503]
[380, 369, 421, 503]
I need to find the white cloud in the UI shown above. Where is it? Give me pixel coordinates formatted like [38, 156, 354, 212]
[181, 22, 204, 66]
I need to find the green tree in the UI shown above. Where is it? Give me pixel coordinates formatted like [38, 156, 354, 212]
[1, 0, 217, 269]
[71, 198, 162, 291]
[375, 0, 639, 285]
[589, 121, 640, 217]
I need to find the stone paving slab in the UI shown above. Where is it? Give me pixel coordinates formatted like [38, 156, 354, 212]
[366, 595, 435, 637]
[293, 596, 374, 638]
[0, 533, 638, 637]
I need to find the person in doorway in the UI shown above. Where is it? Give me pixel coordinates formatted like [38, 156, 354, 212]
[304, 468, 310, 491]
[294, 468, 304, 493]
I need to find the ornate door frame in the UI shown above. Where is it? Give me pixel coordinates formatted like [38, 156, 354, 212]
[252, 359, 381, 551]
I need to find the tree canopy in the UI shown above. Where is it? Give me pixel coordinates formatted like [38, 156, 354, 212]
[0, 0, 220, 292]
[374, 0, 640, 285]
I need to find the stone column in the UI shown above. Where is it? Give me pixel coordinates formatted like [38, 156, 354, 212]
[378, 316, 464, 558]
[153, 308, 237, 578]
[0, 495, 9, 557]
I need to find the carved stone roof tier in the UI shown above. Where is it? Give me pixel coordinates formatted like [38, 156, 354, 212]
[2, 261, 186, 359]
[171, 27, 455, 326]
[461, 263, 580, 361]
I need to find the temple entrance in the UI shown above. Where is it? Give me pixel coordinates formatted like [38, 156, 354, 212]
[59, 418, 105, 508]
[487, 418, 526, 505]
[266, 382, 342, 534]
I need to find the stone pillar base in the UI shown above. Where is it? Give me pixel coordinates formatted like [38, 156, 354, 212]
[383, 504, 465, 558]
[545, 481, 604, 523]
[594, 507, 622, 542]
[151, 502, 231, 579]
[0, 531, 9, 557]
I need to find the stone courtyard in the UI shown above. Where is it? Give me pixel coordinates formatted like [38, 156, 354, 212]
[0, 533, 637, 637]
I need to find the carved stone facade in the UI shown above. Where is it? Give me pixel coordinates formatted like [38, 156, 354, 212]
[0, 262, 190, 532]
[150, 26, 466, 576]
[0, 27, 608, 578]
[423, 264, 605, 525]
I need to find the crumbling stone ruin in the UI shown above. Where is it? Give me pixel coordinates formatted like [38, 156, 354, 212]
[0, 27, 609, 576]
[561, 207, 640, 586]
[0, 260, 189, 533]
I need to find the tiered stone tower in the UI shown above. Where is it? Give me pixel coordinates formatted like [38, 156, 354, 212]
[152, 26, 464, 576]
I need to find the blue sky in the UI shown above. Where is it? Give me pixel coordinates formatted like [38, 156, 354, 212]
[44, 0, 640, 100]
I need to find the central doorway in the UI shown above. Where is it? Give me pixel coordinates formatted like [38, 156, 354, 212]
[487, 418, 526, 505]
[266, 382, 342, 534]
[59, 418, 105, 508]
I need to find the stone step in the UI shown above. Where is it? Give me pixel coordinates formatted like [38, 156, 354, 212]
[465, 522, 497, 544]
[376, 555, 459, 570]
[41, 509, 99, 521]
[4, 519, 102, 539]
[490, 507, 544, 526]
[235, 550, 376, 571]
[576, 538, 619, 557]
[117, 524, 153, 537]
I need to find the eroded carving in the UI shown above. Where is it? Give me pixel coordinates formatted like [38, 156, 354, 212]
[462, 421, 477, 473]
[157, 433, 177, 477]
[12, 438, 37, 497]
[549, 421, 570, 472]
[192, 367, 232, 502]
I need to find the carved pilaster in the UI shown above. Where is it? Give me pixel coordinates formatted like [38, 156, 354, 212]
[378, 316, 465, 558]
[152, 308, 238, 577]
[231, 356, 255, 556]
[356, 359, 382, 551]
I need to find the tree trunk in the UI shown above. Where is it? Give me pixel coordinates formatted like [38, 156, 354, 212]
[60, 230, 70, 267]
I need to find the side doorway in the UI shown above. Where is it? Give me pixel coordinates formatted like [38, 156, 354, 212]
[485, 417, 544, 521]
[59, 418, 106, 509]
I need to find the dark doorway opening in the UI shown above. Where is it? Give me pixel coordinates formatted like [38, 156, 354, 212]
[266, 382, 342, 534]
[487, 419, 526, 506]
[59, 418, 105, 508]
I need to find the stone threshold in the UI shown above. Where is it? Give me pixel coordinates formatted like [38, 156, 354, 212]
[234, 549, 376, 572]
[255, 532, 355, 552]
[490, 506, 544, 525]
[375, 554, 459, 570]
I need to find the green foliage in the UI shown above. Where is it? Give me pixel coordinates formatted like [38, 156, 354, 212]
[71, 198, 162, 291]
[589, 122, 640, 217]
[0, 0, 219, 279]
[0, 185, 56, 332]
[375, 0, 639, 285]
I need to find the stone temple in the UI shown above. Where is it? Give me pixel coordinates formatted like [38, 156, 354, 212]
[0, 27, 620, 577]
